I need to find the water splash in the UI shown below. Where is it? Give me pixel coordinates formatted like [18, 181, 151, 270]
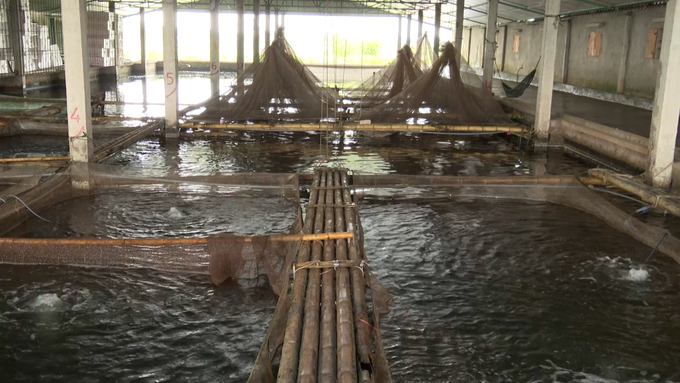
[626, 268, 650, 282]
[30, 293, 64, 312]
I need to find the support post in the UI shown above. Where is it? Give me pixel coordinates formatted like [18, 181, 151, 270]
[406, 14, 412, 46]
[434, 3, 441, 57]
[210, 0, 220, 98]
[275, 8, 279, 32]
[534, 0, 560, 141]
[281, 11, 284, 27]
[482, 0, 498, 89]
[617, 13, 632, 94]
[163, 0, 179, 139]
[237, 0, 245, 95]
[417, 9, 423, 40]
[140, 7, 146, 72]
[253, 0, 260, 62]
[61, 0, 93, 172]
[265, 2, 271, 47]
[455, 0, 465, 66]
[8, 0, 25, 84]
[562, 19, 571, 83]
[397, 16, 402, 49]
[647, 0, 680, 188]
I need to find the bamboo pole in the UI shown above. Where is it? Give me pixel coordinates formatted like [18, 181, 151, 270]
[0, 114, 152, 122]
[277, 170, 322, 383]
[0, 156, 69, 163]
[334, 170, 358, 383]
[588, 168, 680, 217]
[341, 170, 372, 372]
[319, 171, 338, 383]
[178, 121, 527, 134]
[298, 169, 327, 382]
[94, 119, 163, 162]
[0, 232, 352, 247]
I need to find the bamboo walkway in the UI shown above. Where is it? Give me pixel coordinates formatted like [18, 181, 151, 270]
[250, 167, 390, 383]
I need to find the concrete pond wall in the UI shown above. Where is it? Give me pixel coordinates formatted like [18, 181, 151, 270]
[461, 5, 666, 99]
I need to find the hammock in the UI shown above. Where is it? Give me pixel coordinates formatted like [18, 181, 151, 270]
[500, 59, 540, 98]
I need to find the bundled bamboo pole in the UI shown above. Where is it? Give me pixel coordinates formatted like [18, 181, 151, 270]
[334, 171, 358, 383]
[0, 232, 352, 247]
[341, 170, 372, 376]
[588, 168, 680, 217]
[277, 170, 322, 383]
[0, 156, 69, 163]
[319, 171, 338, 383]
[298, 169, 328, 382]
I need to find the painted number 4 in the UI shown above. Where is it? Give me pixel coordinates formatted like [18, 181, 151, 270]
[70, 107, 80, 124]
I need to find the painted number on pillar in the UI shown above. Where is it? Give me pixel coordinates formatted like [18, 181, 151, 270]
[166, 72, 177, 99]
[70, 107, 81, 124]
[166, 72, 175, 86]
[69, 107, 85, 138]
[210, 61, 218, 75]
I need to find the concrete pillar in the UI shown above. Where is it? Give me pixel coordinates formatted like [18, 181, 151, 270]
[406, 14, 412, 46]
[417, 9, 423, 40]
[482, 0, 498, 89]
[534, 0, 561, 141]
[61, 0, 94, 169]
[397, 16, 402, 49]
[455, 0, 465, 66]
[140, 7, 146, 72]
[617, 13, 632, 94]
[434, 3, 441, 57]
[281, 12, 285, 27]
[237, 0, 245, 94]
[274, 8, 279, 32]
[647, 0, 680, 188]
[163, 0, 179, 139]
[265, 3, 271, 47]
[253, 0, 260, 62]
[210, 0, 219, 98]
[8, 0, 24, 80]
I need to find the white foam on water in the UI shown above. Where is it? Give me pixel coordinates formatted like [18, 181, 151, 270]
[30, 293, 64, 312]
[167, 207, 185, 219]
[626, 268, 650, 282]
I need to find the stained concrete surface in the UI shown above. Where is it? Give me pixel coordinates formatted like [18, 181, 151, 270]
[494, 78, 680, 148]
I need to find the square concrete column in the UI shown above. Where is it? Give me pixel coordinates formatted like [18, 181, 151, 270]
[534, 0, 560, 141]
[482, 0, 498, 89]
[406, 14, 412, 46]
[253, 0, 260, 62]
[274, 8, 279, 31]
[61, 0, 93, 167]
[647, 0, 680, 188]
[397, 16, 402, 49]
[163, 0, 179, 139]
[417, 9, 423, 40]
[265, 3, 271, 47]
[434, 3, 442, 57]
[8, 0, 24, 82]
[237, 0, 245, 95]
[140, 7, 146, 72]
[210, 0, 220, 98]
[455, 0, 465, 66]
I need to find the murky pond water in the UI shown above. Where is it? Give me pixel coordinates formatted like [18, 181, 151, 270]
[2, 75, 679, 382]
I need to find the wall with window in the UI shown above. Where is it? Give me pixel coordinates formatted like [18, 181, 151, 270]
[461, 4, 667, 99]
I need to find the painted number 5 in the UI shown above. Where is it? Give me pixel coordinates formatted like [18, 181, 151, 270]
[166, 72, 174, 86]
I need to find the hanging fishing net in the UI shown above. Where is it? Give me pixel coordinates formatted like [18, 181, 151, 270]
[0, 162, 304, 295]
[344, 34, 436, 110]
[358, 42, 513, 126]
[196, 28, 339, 124]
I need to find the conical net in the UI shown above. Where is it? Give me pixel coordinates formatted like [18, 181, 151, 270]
[344, 34, 436, 109]
[197, 28, 339, 123]
[357, 42, 513, 126]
